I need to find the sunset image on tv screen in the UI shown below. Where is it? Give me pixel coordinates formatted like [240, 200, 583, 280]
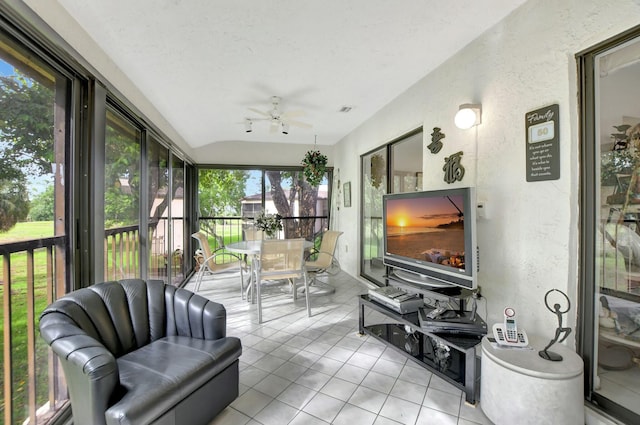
[386, 194, 465, 269]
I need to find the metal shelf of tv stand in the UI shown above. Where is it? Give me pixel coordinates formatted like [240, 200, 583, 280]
[386, 274, 474, 310]
[358, 294, 481, 404]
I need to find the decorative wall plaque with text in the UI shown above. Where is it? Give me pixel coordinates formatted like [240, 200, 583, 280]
[526, 104, 560, 182]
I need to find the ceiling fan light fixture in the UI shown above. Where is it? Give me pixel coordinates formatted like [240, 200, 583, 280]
[246, 96, 312, 135]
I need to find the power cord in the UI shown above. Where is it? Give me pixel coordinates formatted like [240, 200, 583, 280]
[466, 289, 488, 321]
[476, 295, 488, 322]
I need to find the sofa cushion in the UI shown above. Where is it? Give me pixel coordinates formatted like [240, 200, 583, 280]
[105, 335, 242, 425]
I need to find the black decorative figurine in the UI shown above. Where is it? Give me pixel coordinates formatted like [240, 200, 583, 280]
[539, 289, 572, 361]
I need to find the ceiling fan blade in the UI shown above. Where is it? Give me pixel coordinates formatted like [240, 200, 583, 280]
[281, 110, 306, 119]
[248, 107, 271, 118]
[286, 119, 313, 129]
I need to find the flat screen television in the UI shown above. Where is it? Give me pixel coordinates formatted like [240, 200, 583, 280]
[383, 187, 477, 290]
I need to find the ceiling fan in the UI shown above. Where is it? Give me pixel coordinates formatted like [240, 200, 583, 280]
[245, 96, 312, 134]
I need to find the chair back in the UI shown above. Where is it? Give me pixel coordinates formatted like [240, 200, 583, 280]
[243, 228, 264, 241]
[259, 238, 306, 280]
[312, 230, 343, 268]
[192, 231, 214, 268]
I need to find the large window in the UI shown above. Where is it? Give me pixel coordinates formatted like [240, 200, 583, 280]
[360, 129, 423, 286]
[0, 10, 197, 424]
[170, 156, 186, 285]
[391, 132, 423, 193]
[197, 167, 330, 251]
[265, 170, 328, 238]
[104, 108, 141, 280]
[580, 28, 640, 424]
[147, 136, 169, 279]
[0, 28, 72, 425]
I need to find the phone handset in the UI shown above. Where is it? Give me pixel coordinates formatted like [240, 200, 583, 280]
[492, 307, 529, 347]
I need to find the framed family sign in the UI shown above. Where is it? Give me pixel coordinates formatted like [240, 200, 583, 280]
[526, 104, 560, 182]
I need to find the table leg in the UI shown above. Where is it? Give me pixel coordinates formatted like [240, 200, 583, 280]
[359, 300, 365, 335]
[245, 254, 258, 304]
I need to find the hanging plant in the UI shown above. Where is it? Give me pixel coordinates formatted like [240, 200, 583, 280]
[302, 150, 328, 186]
[370, 153, 385, 189]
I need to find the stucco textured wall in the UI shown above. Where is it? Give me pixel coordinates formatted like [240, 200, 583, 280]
[333, 0, 640, 341]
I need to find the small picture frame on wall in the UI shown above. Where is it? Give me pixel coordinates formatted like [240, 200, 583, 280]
[343, 182, 352, 207]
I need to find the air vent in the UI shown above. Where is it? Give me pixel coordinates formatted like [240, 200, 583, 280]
[339, 106, 353, 113]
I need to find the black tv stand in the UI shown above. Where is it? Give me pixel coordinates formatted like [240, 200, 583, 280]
[386, 273, 471, 312]
[358, 294, 481, 404]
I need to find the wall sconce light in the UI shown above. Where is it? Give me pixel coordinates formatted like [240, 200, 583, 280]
[244, 118, 253, 133]
[454, 104, 482, 130]
[282, 122, 290, 135]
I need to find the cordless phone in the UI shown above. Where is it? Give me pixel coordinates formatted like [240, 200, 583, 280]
[492, 307, 529, 347]
[504, 307, 518, 342]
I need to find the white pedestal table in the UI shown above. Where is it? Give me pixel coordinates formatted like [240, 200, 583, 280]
[480, 334, 584, 425]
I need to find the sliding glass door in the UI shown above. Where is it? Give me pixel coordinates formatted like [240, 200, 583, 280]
[360, 129, 423, 286]
[0, 27, 73, 425]
[580, 28, 640, 424]
[361, 147, 388, 285]
[104, 108, 141, 281]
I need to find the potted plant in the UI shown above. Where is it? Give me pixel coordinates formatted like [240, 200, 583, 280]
[255, 211, 283, 239]
[370, 153, 385, 189]
[302, 150, 328, 187]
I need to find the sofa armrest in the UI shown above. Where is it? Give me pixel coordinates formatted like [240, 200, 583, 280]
[168, 287, 227, 340]
[199, 297, 227, 340]
[41, 314, 119, 425]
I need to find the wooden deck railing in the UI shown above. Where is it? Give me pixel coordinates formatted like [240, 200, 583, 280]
[104, 225, 140, 281]
[0, 236, 68, 425]
[1, 225, 145, 425]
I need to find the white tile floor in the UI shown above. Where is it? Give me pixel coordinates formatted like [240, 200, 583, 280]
[185, 271, 493, 425]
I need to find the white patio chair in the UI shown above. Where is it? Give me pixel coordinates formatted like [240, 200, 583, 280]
[191, 232, 245, 294]
[255, 238, 310, 324]
[304, 230, 343, 294]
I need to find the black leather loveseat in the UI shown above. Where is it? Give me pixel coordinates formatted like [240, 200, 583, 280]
[39, 279, 242, 425]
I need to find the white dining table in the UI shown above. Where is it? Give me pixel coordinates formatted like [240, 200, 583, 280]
[225, 240, 263, 257]
[226, 239, 314, 302]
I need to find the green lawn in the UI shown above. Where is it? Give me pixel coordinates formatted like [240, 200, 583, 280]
[0, 221, 55, 243]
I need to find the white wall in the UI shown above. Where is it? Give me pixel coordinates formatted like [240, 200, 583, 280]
[333, 0, 640, 342]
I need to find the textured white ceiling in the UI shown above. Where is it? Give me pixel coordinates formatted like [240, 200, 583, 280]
[56, 0, 527, 147]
